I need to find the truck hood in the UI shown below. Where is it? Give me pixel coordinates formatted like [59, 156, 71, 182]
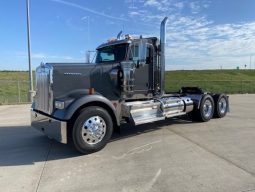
[50, 63, 98, 99]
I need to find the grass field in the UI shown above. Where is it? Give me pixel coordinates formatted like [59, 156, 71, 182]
[0, 71, 34, 104]
[165, 70, 255, 94]
[1, 70, 255, 104]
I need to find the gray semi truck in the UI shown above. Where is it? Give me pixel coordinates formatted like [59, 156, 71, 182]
[31, 17, 229, 154]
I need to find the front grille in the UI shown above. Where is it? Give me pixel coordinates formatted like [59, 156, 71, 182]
[34, 64, 53, 114]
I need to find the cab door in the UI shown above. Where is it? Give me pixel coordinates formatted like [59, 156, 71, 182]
[129, 43, 153, 93]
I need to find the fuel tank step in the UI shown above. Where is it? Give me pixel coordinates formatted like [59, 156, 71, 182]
[122, 96, 193, 125]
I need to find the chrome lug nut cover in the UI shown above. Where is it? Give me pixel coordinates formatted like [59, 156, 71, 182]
[81, 116, 106, 145]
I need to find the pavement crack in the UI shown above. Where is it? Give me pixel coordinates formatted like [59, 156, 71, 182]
[167, 128, 255, 178]
[35, 141, 53, 192]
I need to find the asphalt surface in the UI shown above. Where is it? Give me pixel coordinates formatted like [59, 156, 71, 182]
[0, 94, 255, 192]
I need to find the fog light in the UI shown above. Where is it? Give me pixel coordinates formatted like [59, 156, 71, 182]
[55, 101, 65, 109]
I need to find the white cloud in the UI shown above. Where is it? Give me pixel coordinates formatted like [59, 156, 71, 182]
[129, 11, 143, 17]
[143, 0, 172, 11]
[174, 2, 184, 9]
[51, 0, 128, 21]
[144, 0, 160, 6]
[125, 0, 255, 69]
[189, 2, 200, 14]
[16, 52, 77, 61]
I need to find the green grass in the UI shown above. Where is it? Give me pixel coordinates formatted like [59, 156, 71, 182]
[1, 70, 255, 104]
[0, 71, 32, 104]
[0, 71, 30, 81]
[165, 70, 255, 94]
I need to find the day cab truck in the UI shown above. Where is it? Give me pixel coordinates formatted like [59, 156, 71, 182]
[31, 17, 229, 154]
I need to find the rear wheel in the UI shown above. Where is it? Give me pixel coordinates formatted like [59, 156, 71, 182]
[213, 94, 228, 118]
[189, 94, 215, 122]
[72, 106, 113, 154]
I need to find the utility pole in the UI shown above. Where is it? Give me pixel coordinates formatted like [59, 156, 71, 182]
[26, 0, 34, 102]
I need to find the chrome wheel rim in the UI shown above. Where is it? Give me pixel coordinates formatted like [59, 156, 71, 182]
[203, 99, 213, 118]
[81, 116, 106, 145]
[218, 97, 227, 114]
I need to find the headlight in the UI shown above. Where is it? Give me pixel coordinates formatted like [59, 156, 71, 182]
[55, 101, 65, 109]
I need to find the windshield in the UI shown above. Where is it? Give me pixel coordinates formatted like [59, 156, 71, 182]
[96, 44, 128, 63]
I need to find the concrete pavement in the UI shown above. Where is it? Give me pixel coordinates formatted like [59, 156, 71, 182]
[0, 95, 255, 192]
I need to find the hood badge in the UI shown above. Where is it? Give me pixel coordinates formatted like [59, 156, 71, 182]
[64, 72, 82, 76]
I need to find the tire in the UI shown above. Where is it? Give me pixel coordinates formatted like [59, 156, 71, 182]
[213, 94, 228, 118]
[72, 106, 113, 154]
[189, 94, 215, 122]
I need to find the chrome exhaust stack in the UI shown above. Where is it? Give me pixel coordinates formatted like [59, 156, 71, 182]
[160, 17, 168, 96]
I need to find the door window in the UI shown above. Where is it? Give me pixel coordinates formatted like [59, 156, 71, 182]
[129, 44, 139, 62]
[129, 43, 153, 64]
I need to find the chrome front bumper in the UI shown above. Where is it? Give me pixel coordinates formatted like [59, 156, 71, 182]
[31, 110, 67, 144]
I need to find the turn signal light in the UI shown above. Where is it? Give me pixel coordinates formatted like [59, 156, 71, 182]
[89, 88, 95, 95]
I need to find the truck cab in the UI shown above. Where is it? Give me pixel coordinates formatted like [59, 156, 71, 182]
[31, 17, 229, 154]
[90, 36, 161, 100]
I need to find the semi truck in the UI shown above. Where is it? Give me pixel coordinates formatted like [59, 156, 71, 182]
[31, 17, 229, 154]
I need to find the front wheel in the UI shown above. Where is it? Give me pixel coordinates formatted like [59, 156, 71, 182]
[72, 106, 113, 154]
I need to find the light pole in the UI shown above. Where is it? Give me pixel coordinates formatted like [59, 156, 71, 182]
[26, 0, 34, 102]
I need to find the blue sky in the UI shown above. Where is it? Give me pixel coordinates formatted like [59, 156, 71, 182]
[0, 0, 255, 70]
